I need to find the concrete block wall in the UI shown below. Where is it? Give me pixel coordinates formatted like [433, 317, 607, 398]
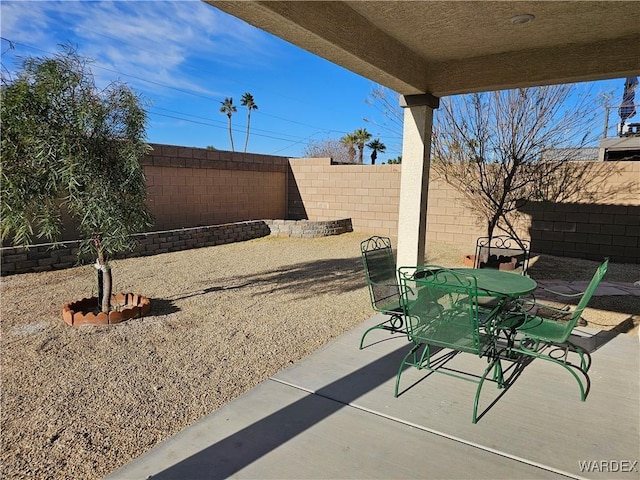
[288, 158, 401, 238]
[425, 177, 487, 249]
[521, 162, 640, 262]
[1, 221, 272, 276]
[287, 157, 486, 248]
[0, 245, 80, 275]
[525, 202, 639, 262]
[288, 158, 640, 262]
[3, 144, 638, 272]
[142, 144, 288, 231]
[0, 219, 355, 275]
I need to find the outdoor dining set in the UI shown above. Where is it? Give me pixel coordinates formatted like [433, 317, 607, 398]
[360, 235, 609, 423]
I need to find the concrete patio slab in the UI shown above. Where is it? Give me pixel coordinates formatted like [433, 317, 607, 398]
[275, 319, 639, 479]
[105, 378, 564, 480]
[106, 314, 640, 480]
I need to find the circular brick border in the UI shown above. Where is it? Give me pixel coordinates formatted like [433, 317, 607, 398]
[62, 293, 151, 326]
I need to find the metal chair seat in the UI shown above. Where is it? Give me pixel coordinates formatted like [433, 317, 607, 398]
[359, 236, 408, 349]
[509, 258, 609, 401]
[395, 266, 505, 423]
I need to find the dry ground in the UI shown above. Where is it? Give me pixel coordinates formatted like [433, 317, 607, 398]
[1, 233, 638, 480]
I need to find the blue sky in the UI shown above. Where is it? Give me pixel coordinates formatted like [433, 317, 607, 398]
[0, 1, 632, 160]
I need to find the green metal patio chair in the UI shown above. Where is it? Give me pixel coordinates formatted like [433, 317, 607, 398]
[395, 266, 505, 423]
[473, 235, 532, 316]
[507, 258, 609, 401]
[359, 236, 407, 349]
[474, 235, 531, 275]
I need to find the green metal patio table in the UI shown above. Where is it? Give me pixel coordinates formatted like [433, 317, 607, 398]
[453, 268, 537, 350]
[452, 268, 537, 298]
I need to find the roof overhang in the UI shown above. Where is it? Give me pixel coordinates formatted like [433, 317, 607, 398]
[208, 1, 640, 97]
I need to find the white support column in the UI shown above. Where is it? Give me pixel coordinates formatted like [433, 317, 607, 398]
[396, 94, 437, 269]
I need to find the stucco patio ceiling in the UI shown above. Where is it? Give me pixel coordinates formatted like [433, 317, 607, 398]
[208, 1, 640, 97]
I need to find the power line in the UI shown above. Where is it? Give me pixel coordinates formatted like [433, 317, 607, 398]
[150, 106, 316, 142]
[2, 38, 399, 155]
[148, 110, 313, 144]
[3, 39, 355, 135]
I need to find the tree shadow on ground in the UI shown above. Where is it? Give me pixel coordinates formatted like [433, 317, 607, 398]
[148, 298, 181, 316]
[527, 254, 637, 283]
[167, 255, 367, 302]
[169, 283, 252, 302]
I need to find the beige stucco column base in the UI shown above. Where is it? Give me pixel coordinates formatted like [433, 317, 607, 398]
[396, 96, 436, 269]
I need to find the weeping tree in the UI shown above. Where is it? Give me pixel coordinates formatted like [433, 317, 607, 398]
[431, 85, 612, 247]
[1, 46, 152, 313]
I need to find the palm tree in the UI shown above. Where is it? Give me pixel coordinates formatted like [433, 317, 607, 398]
[219, 97, 237, 152]
[340, 133, 358, 163]
[366, 138, 386, 165]
[354, 128, 372, 164]
[240, 92, 258, 153]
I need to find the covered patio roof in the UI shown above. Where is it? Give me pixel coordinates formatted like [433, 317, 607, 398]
[209, 1, 640, 97]
[207, 1, 640, 267]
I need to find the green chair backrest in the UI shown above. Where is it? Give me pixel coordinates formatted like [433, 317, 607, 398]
[559, 257, 609, 341]
[398, 266, 484, 355]
[361, 236, 401, 313]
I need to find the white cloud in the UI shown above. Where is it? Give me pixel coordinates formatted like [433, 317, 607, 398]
[1, 2, 57, 47]
[1, 0, 281, 99]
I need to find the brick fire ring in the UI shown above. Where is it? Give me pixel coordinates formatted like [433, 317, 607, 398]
[62, 293, 151, 326]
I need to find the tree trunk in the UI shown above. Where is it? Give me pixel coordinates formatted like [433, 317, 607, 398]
[244, 112, 251, 153]
[485, 216, 499, 263]
[94, 236, 112, 313]
[227, 116, 235, 152]
[101, 265, 112, 313]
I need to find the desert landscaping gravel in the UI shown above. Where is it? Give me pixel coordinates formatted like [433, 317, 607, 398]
[1, 233, 638, 479]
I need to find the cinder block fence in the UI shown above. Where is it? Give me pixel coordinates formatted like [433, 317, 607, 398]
[1, 143, 638, 275]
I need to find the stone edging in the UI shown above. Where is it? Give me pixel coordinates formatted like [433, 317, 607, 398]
[265, 218, 353, 238]
[0, 218, 353, 276]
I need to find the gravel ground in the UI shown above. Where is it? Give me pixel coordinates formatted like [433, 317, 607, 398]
[1, 233, 638, 480]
